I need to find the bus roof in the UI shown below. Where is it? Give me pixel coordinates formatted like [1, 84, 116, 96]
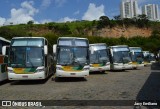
[0, 37, 11, 43]
[12, 37, 46, 40]
[58, 37, 88, 40]
[109, 45, 128, 48]
[89, 43, 107, 46]
[143, 51, 149, 52]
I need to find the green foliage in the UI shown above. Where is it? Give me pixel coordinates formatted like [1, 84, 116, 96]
[27, 20, 34, 25]
[97, 16, 110, 29]
[0, 19, 160, 53]
[0, 26, 27, 39]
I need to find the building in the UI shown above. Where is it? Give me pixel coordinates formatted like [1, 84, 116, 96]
[142, 4, 160, 21]
[120, 0, 138, 19]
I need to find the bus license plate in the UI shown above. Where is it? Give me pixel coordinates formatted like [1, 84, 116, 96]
[22, 76, 28, 78]
[99, 68, 102, 70]
[71, 73, 76, 75]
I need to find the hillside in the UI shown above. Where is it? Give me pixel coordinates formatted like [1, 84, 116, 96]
[0, 18, 160, 53]
[88, 26, 152, 38]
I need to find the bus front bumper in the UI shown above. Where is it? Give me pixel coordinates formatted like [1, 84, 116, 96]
[90, 66, 110, 72]
[132, 63, 144, 68]
[111, 64, 124, 70]
[8, 72, 46, 80]
[55, 70, 89, 77]
[124, 64, 133, 70]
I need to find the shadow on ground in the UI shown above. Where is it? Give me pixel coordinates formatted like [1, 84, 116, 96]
[89, 71, 108, 75]
[0, 79, 12, 86]
[53, 77, 87, 82]
[110, 70, 130, 73]
[136, 62, 160, 109]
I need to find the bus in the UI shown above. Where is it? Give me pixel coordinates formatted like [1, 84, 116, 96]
[149, 53, 156, 64]
[3, 37, 53, 80]
[53, 37, 90, 78]
[0, 37, 10, 82]
[143, 51, 151, 66]
[109, 45, 132, 70]
[129, 47, 144, 69]
[89, 43, 110, 73]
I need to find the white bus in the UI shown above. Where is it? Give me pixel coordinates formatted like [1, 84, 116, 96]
[0, 37, 10, 82]
[109, 45, 132, 70]
[3, 37, 53, 80]
[129, 47, 144, 69]
[89, 43, 110, 72]
[149, 53, 156, 64]
[143, 51, 151, 66]
[53, 37, 90, 78]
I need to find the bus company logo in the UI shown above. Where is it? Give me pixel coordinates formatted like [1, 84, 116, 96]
[2, 101, 11, 106]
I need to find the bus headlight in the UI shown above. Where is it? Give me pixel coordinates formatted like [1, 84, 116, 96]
[56, 67, 63, 70]
[35, 68, 44, 73]
[106, 62, 110, 65]
[83, 67, 89, 71]
[8, 69, 14, 73]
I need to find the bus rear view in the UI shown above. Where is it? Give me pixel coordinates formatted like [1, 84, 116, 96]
[89, 43, 110, 73]
[109, 45, 132, 70]
[53, 37, 90, 78]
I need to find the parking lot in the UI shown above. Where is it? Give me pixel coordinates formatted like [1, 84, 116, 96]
[0, 63, 160, 109]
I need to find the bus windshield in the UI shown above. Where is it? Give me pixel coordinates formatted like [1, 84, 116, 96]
[150, 54, 156, 61]
[131, 52, 143, 62]
[90, 49, 109, 64]
[113, 51, 131, 63]
[143, 53, 150, 62]
[9, 47, 44, 68]
[57, 46, 89, 65]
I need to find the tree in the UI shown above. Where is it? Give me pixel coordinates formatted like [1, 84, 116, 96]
[27, 20, 34, 25]
[114, 15, 121, 20]
[136, 14, 149, 28]
[97, 16, 110, 29]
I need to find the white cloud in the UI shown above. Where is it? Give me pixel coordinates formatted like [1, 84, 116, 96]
[58, 17, 77, 22]
[0, 17, 6, 26]
[74, 10, 80, 15]
[41, 19, 53, 24]
[2, 1, 39, 25]
[41, 0, 52, 8]
[82, 3, 105, 21]
[55, 0, 66, 7]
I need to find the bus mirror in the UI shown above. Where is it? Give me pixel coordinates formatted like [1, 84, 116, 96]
[110, 49, 113, 56]
[53, 44, 57, 54]
[44, 45, 48, 55]
[90, 47, 94, 54]
[2, 46, 7, 55]
[132, 51, 134, 55]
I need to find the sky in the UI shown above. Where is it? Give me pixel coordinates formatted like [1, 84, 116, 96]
[0, 0, 159, 26]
